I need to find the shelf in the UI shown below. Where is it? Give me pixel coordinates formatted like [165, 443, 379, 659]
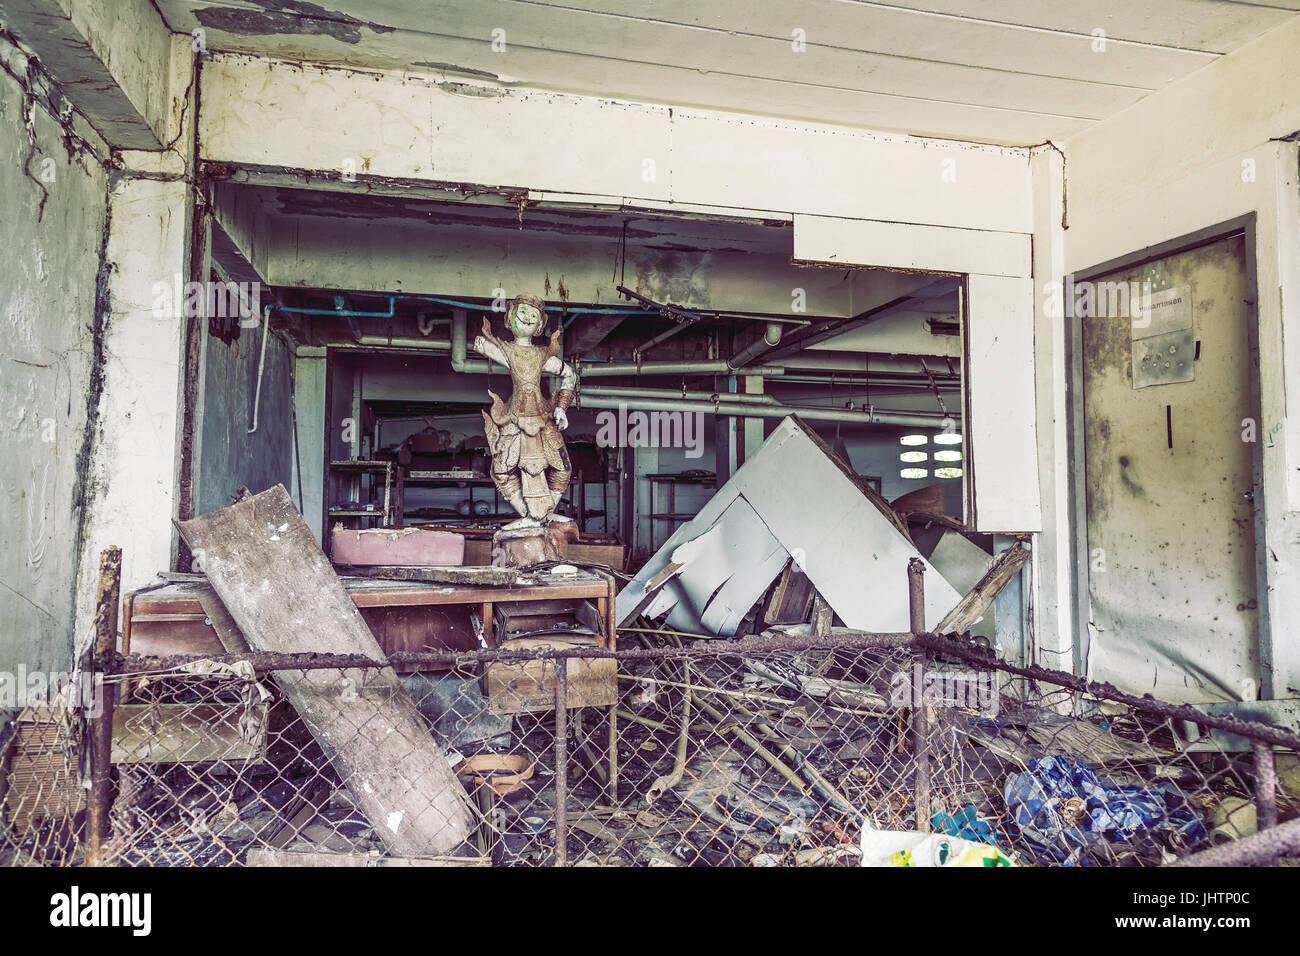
[330, 460, 393, 472]
[406, 470, 491, 481]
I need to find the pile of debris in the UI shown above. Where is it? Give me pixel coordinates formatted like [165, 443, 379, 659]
[617, 416, 1027, 642]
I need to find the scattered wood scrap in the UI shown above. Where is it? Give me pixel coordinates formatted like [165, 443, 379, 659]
[934, 542, 1031, 634]
[765, 562, 816, 626]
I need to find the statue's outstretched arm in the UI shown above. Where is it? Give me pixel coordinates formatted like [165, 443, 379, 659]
[544, 354, 576, 430]
[473, 325, 509, 367]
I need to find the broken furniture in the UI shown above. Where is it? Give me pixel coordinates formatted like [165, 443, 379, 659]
[326, 460, 397, 543]
[123, 578, 480, 675]
[127, 521, 622, 809]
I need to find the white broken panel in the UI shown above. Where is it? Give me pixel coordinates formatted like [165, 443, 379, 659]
[640, 498, 790, 637]
[619, 416, 962, 633]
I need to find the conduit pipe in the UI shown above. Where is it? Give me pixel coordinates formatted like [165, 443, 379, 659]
[728, 321, 784, 370]
[573, 392, 953, 427]
[577, 360, 787, 378]
[248, 304, 272, 434]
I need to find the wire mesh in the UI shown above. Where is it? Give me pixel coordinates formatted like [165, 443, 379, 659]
[1, 635, 1295, 867]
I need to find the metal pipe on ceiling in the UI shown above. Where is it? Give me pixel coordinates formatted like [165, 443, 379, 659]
[581, 384, 783, 405]
[572, 392, 955, 427]
[274, 296, 396, 319]
[768, 352, 959, 375]
[728, 321, 784, 370]
[577, 359, 788, 377]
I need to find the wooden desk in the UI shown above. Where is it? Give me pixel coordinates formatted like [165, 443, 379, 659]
[123, 569, 617, 658]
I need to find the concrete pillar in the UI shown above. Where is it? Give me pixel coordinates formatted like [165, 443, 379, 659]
[72, 37, 196, 654]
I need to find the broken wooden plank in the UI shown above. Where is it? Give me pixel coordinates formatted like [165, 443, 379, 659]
[764, 561, 816, 626]
[809, 593, 834, 637]
[934, 542, 1031, 635]
[889, 484, 947, 518]
[268, 787, 331, 849]
[484, 636, 617, 715]
[177, 484, 476, 857]
[335, 565, 519, 587]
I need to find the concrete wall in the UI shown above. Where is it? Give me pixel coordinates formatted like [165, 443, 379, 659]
[0, 46, 109, 674]
[1055, 17, 1300, 699]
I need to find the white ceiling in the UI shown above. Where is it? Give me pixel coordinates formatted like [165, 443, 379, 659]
[158, 0, 1299, 146]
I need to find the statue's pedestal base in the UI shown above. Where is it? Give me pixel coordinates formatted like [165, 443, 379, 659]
[492, 519, 581, 568]
[494, 526, 557, 568]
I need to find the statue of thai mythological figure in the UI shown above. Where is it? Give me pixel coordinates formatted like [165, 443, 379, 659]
[474, 293, 577, 530]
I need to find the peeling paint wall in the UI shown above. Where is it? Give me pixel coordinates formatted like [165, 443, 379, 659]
[70, 172, 193, 656]
[0, 57, 109, 674]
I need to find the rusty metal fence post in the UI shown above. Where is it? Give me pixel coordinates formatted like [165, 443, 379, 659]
[1252, 740, 1278, 867]
[553, 658, 568, 867]
[907, 558, 930, 834]
[85, 546, 121, 866]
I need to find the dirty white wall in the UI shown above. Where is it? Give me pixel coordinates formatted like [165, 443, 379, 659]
[69, 34, 198, 656]
[1, 8, 196, 672]
[1057, 17, 1300, 700]
[0, 43, 108, 674]
[199, 54, 1032, 236]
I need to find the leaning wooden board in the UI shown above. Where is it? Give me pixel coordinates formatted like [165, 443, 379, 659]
[177, 485, 475, 857]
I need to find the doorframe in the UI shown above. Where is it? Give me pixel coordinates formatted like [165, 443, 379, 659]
[1065, 214, 1267, 688]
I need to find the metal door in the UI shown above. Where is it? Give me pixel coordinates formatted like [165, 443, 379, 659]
[1081, 233, 1260, 703]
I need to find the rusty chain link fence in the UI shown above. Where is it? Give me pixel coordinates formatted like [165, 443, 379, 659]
[3, 627, 1297, 868]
